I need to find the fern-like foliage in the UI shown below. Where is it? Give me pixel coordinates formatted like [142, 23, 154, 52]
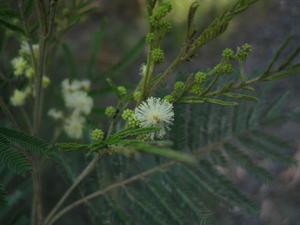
[0, 136, 31, 174]
[64, 85, 297, 225]
[0, 127, 51, 210]
[0, 127, 50, 155]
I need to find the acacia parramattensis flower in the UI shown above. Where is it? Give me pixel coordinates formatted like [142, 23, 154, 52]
[135, 97, 174, 139]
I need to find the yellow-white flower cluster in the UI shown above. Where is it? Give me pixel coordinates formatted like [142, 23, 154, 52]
[135, 97, 174, 139]
[10, 41, 50, 107]
[48, 79, 93, 139]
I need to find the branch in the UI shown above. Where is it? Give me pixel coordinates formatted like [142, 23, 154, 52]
[44, 152, 105, 225]
[46, 135, 237, 225]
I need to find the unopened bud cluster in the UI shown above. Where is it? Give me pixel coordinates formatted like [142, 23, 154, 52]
[122, 109, 140, 128]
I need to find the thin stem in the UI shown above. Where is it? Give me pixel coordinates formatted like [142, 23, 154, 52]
[44, 152, 104, 225]
[0, 96, 20, 129]
[47, 161, 176, 225]
[46, 133, 240, 225]
[45, 102, 121, 225]
[21, 108, 33, 133]
[31, 157, 44, 225]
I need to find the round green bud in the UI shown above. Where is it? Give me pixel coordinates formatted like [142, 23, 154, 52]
[128, 116, 140, 128]
[164, 95, 174, 103]
[105, 106, 117, 118]
[241, 43, 252, 53]
[146, 33, 155, 44]
[237, 43, 252, 60]
[222, 48, 235, 59]
[214, 63, 233, 75]
[190, 84, 203, 95]
[91, 129, 104, 141]
[117, 86, 127, 96]
[149, 16, 160, 27]
[194, 72, 207, 83]
[151, 48, 165, 64]
[153, 2, 172, 20]
[174, 81, 185, 90]
[121, 109, 134, 120]
[133, 91, 141, 102]
[161, 21, 172, 33]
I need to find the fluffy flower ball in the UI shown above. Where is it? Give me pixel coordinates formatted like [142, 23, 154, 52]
[135, 97, 174, 139]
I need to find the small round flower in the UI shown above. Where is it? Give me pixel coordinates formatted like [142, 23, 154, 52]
[42, 76, 51, 88]
[174, 81, 185, 90]
[63, 112, 86, 139]
[10, 89, 28, 106]
[133, 91, 141, 101]
[122, 109, 134, 120]
[117, 86, 127, 96]
[146, 33, 155, 44]
[164, 95, 174, 103]
[151, 48, 164, 64]
[11, 56, 28, 76]
[139, 64, 147, 76]
[194, 72, 207, 83]
[128, 116, 140, 128]
[135, 97, 174, 139]
[91, 129, 104, 141]
[222, 48, 235, 60]
[105, 106, 117, 118]
[64, 90, 93, 115]
[20, 42, 39, 57]
[25, 67, 35, 79]
[190, 84, 203, 95]
[48, 108, 63, 120]
[214, 63, 233, 75]
[80, 80, 91, 91]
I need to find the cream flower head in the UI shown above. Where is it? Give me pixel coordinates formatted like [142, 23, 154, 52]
[135, 97, 174, 139]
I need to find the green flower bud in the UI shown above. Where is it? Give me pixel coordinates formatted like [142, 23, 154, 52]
[117, 86, 127, 96]
[91, 129, 104, 141]
[174, 81, 185, 90]
[164, 95, 174, 103]
[161, 21, 172, 33]
[214, 63, 233, 75]
[190, 84, 203, 95]
[105, 106, 117, 118]
[222, 48, 235, 60]
[128, 116, 140, 128]
[42, 76, 51, 88]
[237, 43, 252, 60]
[149, 2, 172, 27]
[121, 109, 134, 120]
[241, 43, 252, 53]
[194, 72, 207, 83]
[146, 33, 155, 44]
[133, 91, 141, 101]
[151, 48, 164, 64]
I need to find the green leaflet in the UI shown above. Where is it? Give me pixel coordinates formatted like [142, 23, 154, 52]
[223, 92, 258, 102]
[223, 143, 273, 183]
[0, 127, 51, 156]
[56, 143, 90, 152]
[0, 138, 31, 174]
[205, 98, 238, 106]
[128, 143, 196, 163]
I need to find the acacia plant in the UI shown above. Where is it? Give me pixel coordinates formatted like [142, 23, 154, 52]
[0, 0, 300, 225]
